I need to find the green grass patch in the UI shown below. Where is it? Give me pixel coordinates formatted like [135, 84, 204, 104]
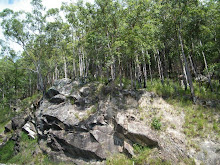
[0, 140, 15, 163]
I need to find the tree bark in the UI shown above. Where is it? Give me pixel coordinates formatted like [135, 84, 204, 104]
[189, 41, 197, 77]
[142, 48, 147, 88]
[37, 62, 45, 96]
[63, 55, 67, 79]
[179, 31, 196, 103]
[130, 62, 133, 88]
[55, 64, 58, 80]
[200, 40, 213, 91]
[79, 47, 83, 78]
[73, 58, 76, 79]
[156, 50, 164, 85]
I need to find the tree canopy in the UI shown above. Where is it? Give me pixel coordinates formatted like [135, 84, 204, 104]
[0, 0, 219, 108]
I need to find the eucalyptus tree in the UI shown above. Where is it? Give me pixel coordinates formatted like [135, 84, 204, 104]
[46, 8, 73, 80]
[0, 0, 48, 95]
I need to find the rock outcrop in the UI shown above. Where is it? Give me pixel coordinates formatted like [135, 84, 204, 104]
[2, 78, 219, 164]
[33, 78, 189, 164]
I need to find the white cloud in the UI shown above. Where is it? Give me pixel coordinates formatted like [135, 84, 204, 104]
[0, 0, 94, 54]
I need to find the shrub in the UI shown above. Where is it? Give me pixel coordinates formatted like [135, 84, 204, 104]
[151, 117, 162, 130]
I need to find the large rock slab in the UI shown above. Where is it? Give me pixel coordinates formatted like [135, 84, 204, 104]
[22, 122, 37, 139]
[115, 113, 159, 147]
[196, 141, 220, 165]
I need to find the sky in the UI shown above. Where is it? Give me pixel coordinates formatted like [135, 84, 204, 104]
[0, 0, 94, 54]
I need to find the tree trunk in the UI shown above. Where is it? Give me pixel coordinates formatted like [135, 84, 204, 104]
[179, 52, 188, 90]
[73, 58, 76, 79]
[82, 46, 86, 79]
[119, 58, 122, 90]
[130, 62, 133, 88]
[63, 55, 67, 79]
[79, 47, 83, 78]
[146, 51, 153, 84]
[162, 44, 168, 78]
[200, 40, 213, 91]
[37, 63, 45, 96]
[156, 50, 164, 85]
[136, 54, 142, 88]
[179, 31, 196, 103]
[149, 62, 153, 84]
[29, 75, 32, 97]
[142, 48, 147, 88]
[189, 41, 197, 77]
[55, 64, 58, 80]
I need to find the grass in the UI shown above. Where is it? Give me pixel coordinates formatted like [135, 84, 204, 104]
[0, 140, 15, 163]
[145, 79, 220, 138]
[183, 104, 219, 139]
[0, 131, 75, 165]
[107, 144, 171, 165]
[106, 154, 133, 165]
[6, 131, 62, 165]
[0, 121, 8, 134]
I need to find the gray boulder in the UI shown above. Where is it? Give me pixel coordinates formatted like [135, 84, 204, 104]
[53, 78, 73, 95]
[12, 116, 26, 130]
[195, 74, 209, 83]
[4, 121, 12, 133]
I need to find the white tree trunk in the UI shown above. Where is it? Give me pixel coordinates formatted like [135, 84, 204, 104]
[179, 31, 195, 102]
[142, 48, 147, 87]
[63, 56, 67, 79]
[156, 50, 164, 84]
[55, 65, 58, 80]
[200, 40, 212, 91]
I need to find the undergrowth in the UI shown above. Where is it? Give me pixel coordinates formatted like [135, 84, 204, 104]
[107, 144, 171, 165]
[146, 79, 220, 140]
[146, 79, 220, 101]
[0, 139, 15, 163]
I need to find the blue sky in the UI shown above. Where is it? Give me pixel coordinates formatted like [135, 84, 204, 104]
[0, 0, 20, 5]
[8, 0, 15, 4]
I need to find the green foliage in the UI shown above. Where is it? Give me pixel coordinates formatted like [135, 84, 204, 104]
[0, 140, 15, 163]
[151, 117, 162, 130]
[20, 93, 42, 111]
